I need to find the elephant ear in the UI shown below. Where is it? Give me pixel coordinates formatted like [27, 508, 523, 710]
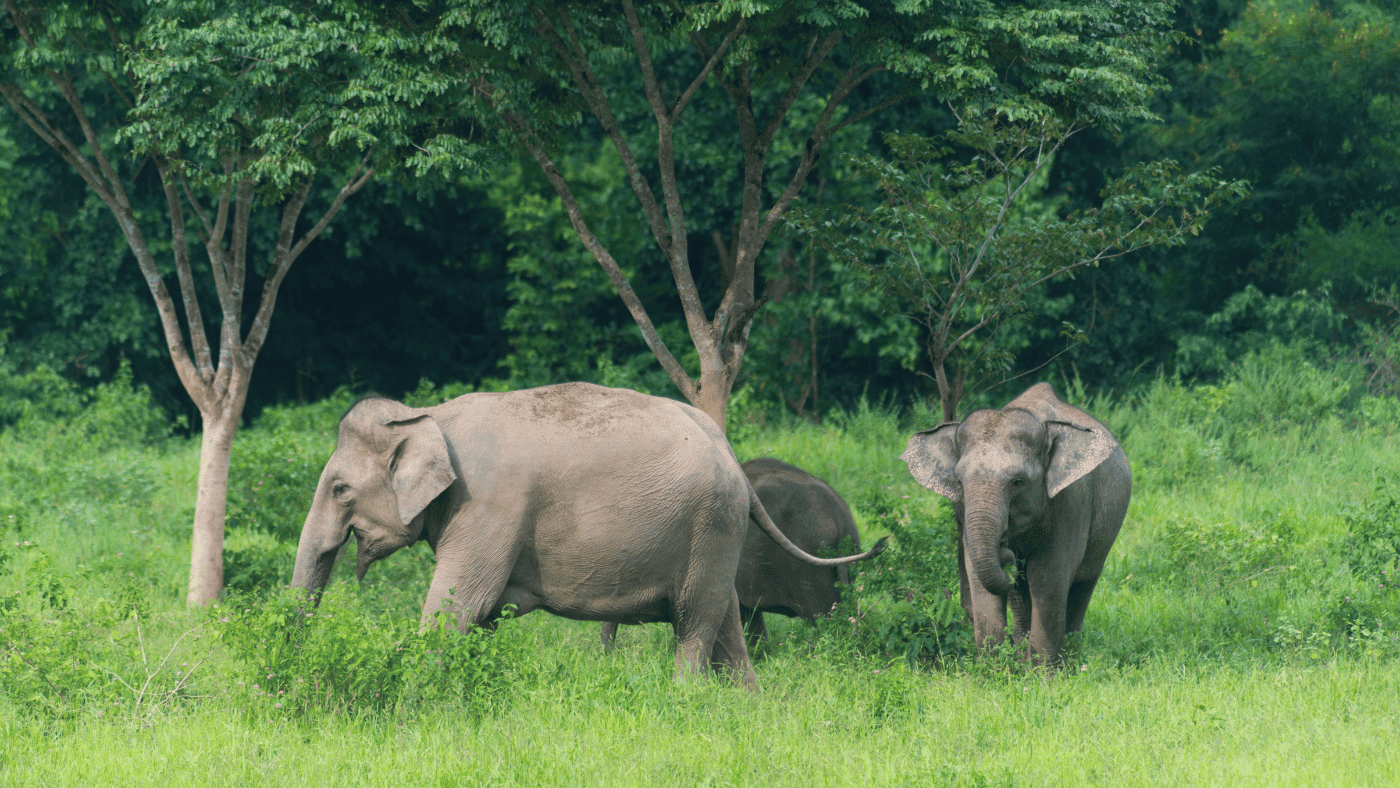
[1045, 420, 1118, 499]
[900, 423, 961, 502]
[386, 414, 457, 526]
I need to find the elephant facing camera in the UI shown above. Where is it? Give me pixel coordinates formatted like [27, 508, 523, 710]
[900, 382, 1131, 665]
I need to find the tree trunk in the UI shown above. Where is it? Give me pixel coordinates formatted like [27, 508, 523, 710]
[696, 364, 736, 433]
[187, 407, 238, 606]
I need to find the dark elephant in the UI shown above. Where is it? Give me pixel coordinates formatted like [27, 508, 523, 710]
[601, 457, 862, 652]
[900, 383, 1130, 664]
[289, 383, 885, 689]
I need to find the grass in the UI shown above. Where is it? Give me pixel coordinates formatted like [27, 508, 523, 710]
[2, 370, 1399, 786]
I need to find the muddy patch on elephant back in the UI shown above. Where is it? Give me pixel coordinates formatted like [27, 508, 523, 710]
[515, 382, 648, 433]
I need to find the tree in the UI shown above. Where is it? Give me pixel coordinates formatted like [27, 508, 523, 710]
[414, 0, 1178, 429]
[802, 113, 1247, 422]
[1, 0, 464, 605]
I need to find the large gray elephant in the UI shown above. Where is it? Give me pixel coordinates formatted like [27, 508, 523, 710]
[600, 457, 862, 652]
[900, 383, 1130, 664]
[290, 383, 885, 689]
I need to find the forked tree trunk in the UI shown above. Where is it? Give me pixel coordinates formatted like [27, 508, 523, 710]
[3, 3, 373, 607]
[498, 6, 899, 432]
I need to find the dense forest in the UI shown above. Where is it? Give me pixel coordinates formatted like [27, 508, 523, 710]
[3, 0, 1393, 430]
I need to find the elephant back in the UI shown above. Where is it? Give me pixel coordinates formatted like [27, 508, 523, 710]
[1005, 382, 1118, 441]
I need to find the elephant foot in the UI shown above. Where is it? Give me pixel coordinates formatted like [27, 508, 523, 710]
[600, 621, 620, 652]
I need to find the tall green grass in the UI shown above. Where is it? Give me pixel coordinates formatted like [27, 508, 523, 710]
[1, 363, 1398, 786]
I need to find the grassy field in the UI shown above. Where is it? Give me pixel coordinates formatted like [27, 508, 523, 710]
[2, 367, 1398, 786]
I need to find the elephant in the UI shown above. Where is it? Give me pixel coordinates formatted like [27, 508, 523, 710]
[289, 382, 886, 690]
[600, 457, 862, 653]
[899, 382, 1130, 664]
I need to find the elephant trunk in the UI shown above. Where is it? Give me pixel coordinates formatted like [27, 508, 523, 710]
[289, 500, 348, 599]
[964, 489, 1012, 597]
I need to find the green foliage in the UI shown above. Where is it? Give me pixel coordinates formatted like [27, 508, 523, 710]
[1342, 474, 1400, 582]
[1111, 346, 1374, 485]
[251, 387, 357, 434]
[0, 358, 172, 445]
[1143, 0, 1400, 320]
[798, 115, 1246, 419]
[1174, 285, 1353, 379]
[127, 0, 484, 191]
[216, 584, 524, 714]
[222, 528, 296, 593]
[225, 431, 327, 544]
[1158, 511, 1300, 584]
[802, 479, 972, 664]
[401, 378, 477, 408]
[0, 540, 206, 720]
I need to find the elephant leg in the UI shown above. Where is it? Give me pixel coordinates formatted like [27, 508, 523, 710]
[601, 622, 620, 652]
[1023, 558, 1071, 666]
[956, 526, 974, 622]
[710, 590, 758, 691]
[744, 607, 767, 654]
[1065, 575, 1101, 635]
[419, 505, 531, 632]
[670, 576, 734, 685]
[1008, 561, 1032, 646]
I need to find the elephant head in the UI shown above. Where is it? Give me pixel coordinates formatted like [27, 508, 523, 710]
[290, 398, 457, 595]
[900, 407, 1117, 596]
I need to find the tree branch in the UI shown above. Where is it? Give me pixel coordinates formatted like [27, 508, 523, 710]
[155, 157, 216, 384]
[240, 181, 315, 367]
[669, 16, 746, 123]
[757, 31, 842, 151]
[533, 8, 676, 260]
[286, 149, 375, 264]
[619, 0, 710, 343]
[484, 80, 699, 402]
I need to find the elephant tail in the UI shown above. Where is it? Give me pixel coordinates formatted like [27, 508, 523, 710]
[748, 484, 888, 567]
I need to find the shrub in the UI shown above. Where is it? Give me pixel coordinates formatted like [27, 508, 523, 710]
[226, 431, 327, 542]
[0, 359, 173, 447]
[811, 488, 972, 664]
[1324, 474, 1400, 651]
[0, 542, 198, 719]
[1159, 510, 1301, 585]
[1342, 474, 1400, 582]
[251, 386, 357, 434]
[216, 584, 525, 715]
[401, 377, 476, 408]
[223, 528, 297, 592]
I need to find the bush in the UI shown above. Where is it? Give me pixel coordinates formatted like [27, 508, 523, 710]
[0, 541, 199, 719]
[216, 584, 525, 715]
[1321, 474, 1400, 651]
[1342, 474, 1400, 581]
[1159, 510, 1302, 585]
[1116, 349, 1366, 484]
[223, 528, 297, 592]
[226, 431, 327, 542]
[401, 377, 476, 408]
[251, 386, 357, 434]
[0, 359, 173, 447]
[809, 487, 972, 664]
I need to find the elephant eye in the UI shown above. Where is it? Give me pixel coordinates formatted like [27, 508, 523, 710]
[332, 481, 350, 498]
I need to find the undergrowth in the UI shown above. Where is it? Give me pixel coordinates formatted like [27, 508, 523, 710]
[1, 362, 1397, 733]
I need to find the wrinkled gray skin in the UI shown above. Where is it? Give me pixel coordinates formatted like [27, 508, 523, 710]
[600, 457, 862, 653]
[900, 383, 1130, 664]
[290, 383, 886, 690]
